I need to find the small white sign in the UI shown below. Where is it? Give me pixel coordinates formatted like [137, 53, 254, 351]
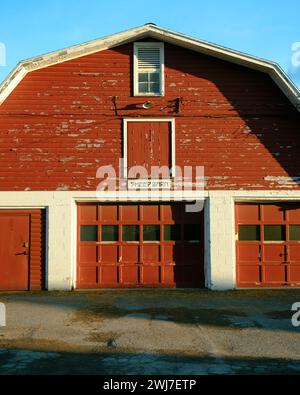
[128, 179, 172, 190]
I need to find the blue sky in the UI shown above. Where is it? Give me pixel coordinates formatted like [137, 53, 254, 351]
[0, 0, 299, 87]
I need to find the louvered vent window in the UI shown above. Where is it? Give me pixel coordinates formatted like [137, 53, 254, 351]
[134, 43, 164, 96]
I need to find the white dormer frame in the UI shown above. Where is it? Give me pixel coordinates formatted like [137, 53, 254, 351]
[133, 42, 165, 96]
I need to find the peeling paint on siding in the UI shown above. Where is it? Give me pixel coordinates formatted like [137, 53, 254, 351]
[0, 43, 299, 191]
[264, 176, 300, 187]
[59, 157, 75, 164]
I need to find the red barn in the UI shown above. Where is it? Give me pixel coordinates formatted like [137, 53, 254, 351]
[0, 24, 300, 291]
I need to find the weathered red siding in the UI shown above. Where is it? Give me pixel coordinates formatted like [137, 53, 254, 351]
[0, 42, 299, 190]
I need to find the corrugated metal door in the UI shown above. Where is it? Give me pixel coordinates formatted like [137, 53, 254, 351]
[0, 210, 45, 291]
[236, 203, 300, 288]
[127, 122, 171, 176]
[77, 203, 204, 288]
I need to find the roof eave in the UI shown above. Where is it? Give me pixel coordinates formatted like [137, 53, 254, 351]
[0, 24, 299, 111]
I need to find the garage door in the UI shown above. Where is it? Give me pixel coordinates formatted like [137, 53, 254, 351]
[77, 203, 204, 288]
[236, 203, 300, 288]
[0, 210, 46, 291]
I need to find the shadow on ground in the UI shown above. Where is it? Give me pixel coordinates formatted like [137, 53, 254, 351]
[0, 290, 300, 375]
[0, 348, 300, 375]
[1, 289, 300, 333]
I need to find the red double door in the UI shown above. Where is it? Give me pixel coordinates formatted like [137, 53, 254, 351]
[77, 203, 204, 289]
[236, 203, 300, 288]
[127, 121, 171, 177]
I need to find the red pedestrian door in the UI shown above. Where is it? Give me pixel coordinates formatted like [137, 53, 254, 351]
[0, 213, 30, 290]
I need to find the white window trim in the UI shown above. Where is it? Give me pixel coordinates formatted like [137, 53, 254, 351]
[134, 42, 165, 97]
[123, 118, 176, 178]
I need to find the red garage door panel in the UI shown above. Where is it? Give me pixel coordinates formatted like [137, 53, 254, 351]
[289, 244, 300, 283]
[77, 203, 204, 289]
[236, 243, 261, 286]
[120, 266, 139, 284]
[236, 204, 260, 224]
[289, 267, 300, 283]
[262, 244, 285, 263]
[261, 205, 285, 223]
[238, 267, 261, 286]
[237, 244, 260, 264]
[236, 203, 300, 288]
[263, 266, 285, 286]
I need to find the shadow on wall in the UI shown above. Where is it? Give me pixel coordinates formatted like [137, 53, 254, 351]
[171, 47, 300, 189]
[109, 43, 300, 190]
[171, 203, 205, 288]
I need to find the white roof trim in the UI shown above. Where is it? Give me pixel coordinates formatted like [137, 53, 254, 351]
[1, 23, 300, 111]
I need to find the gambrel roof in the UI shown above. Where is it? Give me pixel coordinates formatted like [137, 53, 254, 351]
[0, 23, 300, 110]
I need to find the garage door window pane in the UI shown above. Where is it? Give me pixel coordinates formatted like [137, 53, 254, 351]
[290, 225, 300, 241]
[264, 225, 286, 241]
[81, 225, 98, 242]
[238, 225, 260, 241]
[102, 226, 118, 242]
[164, 225, 181, 241]
[143, 225, 160, 242]
[184, 225, 200, 242]
[123, 226, 139, 242]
